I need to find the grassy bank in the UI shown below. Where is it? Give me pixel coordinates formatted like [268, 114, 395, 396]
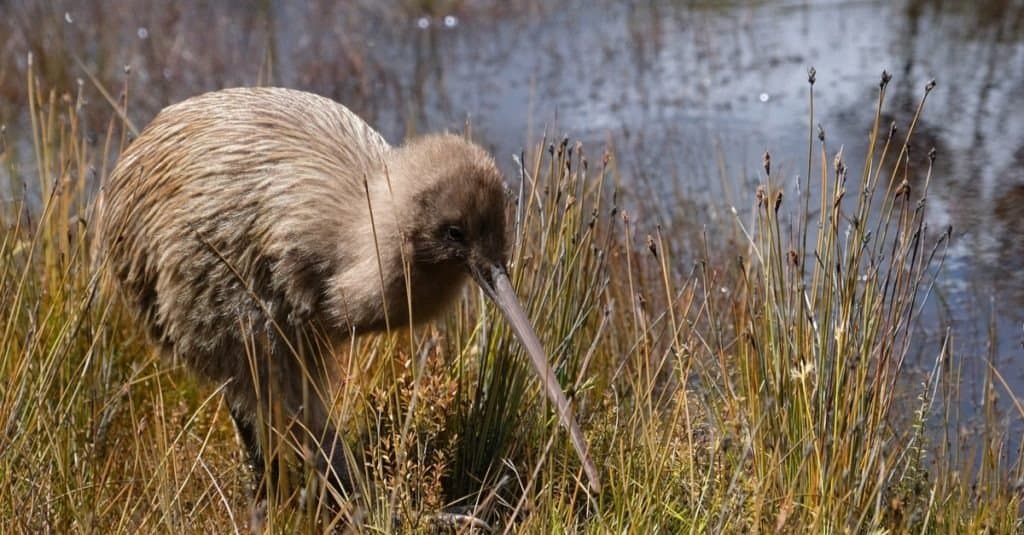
[1, 61, 1021, 532]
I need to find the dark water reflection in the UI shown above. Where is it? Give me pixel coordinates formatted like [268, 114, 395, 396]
[1, 0, 1021, 398]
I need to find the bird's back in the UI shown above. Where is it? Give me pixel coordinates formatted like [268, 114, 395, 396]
[97, 87, 389, 380]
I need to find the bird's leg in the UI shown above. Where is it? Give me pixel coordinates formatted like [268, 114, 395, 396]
[275, 327, 363, 520]
[229, 405, 279, 501]
[303, 407, 356, 504]
[285, 376, 358, 509]
[229, 406, 262, 480]
[228, 396, 288, 533]
[231, 326, 307, 510]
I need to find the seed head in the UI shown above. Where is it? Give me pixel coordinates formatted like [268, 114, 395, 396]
[880, 70, 892, 89]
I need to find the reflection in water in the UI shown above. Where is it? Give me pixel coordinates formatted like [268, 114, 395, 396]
[1, 0, 1021, 388]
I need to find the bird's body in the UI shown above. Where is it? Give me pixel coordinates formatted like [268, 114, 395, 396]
[97, 87, 598, 513]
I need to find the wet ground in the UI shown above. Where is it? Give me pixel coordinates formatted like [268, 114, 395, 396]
[2, 0, 1022, 399]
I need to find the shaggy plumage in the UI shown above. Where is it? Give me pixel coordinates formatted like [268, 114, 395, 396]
[96, 86, 597, 512]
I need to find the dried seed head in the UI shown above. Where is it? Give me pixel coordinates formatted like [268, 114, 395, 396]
[817, 124, 825, 142]
[833, 187, 846, 209]
[788, 249, 800, 267]
[774, 190, 783, 213]
[756, 185, 767, 207]
[808, 67, 817, 85]
[925, 79, 937, 92]
[929, 147, 937, 162]
[889, 121, 898, 139]
[896, 179, 910, 198]
[763, 151, 771, 176]
[647, 235, 657, 258]
[880, 70, 892, 89]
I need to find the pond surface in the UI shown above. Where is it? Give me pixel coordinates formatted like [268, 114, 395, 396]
[2, 0, 1022, 402]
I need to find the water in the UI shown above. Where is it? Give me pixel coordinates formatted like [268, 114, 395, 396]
[2, 0, 1021, 400]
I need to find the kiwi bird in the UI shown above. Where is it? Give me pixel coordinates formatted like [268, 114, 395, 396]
[96, 87, 600, 509]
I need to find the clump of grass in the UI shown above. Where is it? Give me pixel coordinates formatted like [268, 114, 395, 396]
[1, 57, 1022, 533]
[1, 56, 248, 533]
[722, 72, 947, 530]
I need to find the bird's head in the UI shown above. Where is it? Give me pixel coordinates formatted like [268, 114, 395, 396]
[386, 133, 601, 493]
[387, 134, 511, 295]
[403, 144, 509, 283]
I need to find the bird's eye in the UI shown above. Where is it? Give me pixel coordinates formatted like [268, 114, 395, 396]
[443, 225, 466, 244]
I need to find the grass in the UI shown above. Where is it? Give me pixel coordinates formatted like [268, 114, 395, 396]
[1, 53, 1022, 533]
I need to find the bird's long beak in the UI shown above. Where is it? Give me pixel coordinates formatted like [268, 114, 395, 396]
[469, 262, 601, 493]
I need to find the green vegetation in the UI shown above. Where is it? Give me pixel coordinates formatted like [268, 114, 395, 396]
[1, 59, 1021, 532]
